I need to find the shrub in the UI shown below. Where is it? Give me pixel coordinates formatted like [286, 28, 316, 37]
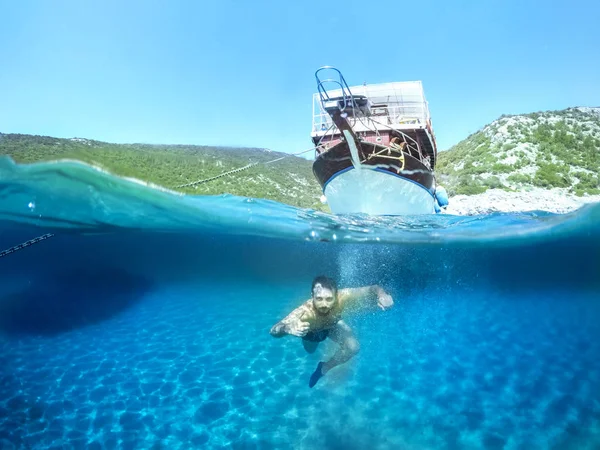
[507, 173, 532, 184]
[455, 184, 488, 195]
[491, 163, 513, 173]
[533, 163, 572, 188]
[575, 188, 600, 197]
[575, 172, 600, 191]
[483, 176, 504, 189]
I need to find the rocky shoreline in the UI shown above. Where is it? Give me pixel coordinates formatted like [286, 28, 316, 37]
[443, 188, 600, 216]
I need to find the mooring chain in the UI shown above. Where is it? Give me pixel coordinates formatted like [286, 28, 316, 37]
[173, 162, 261, 189]
[172, 145, 321, 190]
[0, 233, 55, 259]
[2, 145, 324, 258]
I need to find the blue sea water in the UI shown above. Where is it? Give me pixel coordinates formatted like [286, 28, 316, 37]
[1, 157, 600, 450]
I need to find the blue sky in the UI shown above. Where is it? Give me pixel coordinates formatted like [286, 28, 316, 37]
[1, 0, 599, 156]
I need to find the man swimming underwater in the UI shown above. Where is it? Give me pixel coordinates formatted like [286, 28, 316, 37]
[270, 276, 394, 388]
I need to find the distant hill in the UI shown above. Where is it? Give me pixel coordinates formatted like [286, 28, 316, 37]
[436, 107, 600, 197]
[0, 133, 326, 210]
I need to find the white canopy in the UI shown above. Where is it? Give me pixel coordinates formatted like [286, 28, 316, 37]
[312, 81, 432, 134]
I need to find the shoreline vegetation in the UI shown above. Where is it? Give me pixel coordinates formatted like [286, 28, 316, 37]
[436, 107, 600, 198]
[0, 133, 327, 211]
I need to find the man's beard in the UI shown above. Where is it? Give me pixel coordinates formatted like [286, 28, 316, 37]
[316, 307, 331, 316]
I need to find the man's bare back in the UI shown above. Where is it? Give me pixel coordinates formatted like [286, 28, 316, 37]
[270, 275, 393, 387]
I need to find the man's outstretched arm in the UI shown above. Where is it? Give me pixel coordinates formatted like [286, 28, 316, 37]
[339, 285, 394, 311]
[270, 305, 311, 338]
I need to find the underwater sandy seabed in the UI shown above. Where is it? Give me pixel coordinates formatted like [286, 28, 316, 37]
[0, 229, 599, 449]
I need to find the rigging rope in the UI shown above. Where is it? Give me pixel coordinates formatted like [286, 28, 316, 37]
[0, 233, 54, 259]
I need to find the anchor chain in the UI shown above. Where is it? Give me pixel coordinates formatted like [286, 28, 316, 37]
[173, 162, 261, 189]
[172, 145, 322, 189]
[1, 146, 324, 259]
[0, 233, 54, 259]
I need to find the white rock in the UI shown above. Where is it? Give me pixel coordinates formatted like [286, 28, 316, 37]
[443, 188, 600, 216]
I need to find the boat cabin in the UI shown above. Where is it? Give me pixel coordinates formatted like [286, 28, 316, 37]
[311, 81, 438, 169]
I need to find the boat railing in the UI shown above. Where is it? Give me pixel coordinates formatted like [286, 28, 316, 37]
[391, 131, 430, 169]
[313, 113, 429, 167]
[312, 104, 427, 134]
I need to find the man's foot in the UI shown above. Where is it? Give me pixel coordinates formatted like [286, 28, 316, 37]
[309, 362, 325, 388]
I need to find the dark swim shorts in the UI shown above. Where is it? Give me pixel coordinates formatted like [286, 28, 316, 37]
[303, 329, 330, 342]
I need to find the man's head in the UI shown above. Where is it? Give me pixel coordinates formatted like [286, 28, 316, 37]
[311, 276, 338, 316]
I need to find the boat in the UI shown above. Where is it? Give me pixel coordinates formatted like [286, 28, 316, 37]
[310, 66, 448, 215]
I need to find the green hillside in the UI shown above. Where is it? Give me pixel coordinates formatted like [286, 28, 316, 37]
[0, 133, 326, 210]
[436, 107, 600, 196]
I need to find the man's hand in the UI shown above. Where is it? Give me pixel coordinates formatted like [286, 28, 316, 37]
[376, 288, 394, 311]
[285, 311, 311, 337]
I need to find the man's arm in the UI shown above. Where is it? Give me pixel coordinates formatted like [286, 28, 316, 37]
[270, 304, 311, 338]
[338, 285, 394, 311]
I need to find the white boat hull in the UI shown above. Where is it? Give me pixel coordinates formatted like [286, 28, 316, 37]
[323, 167, 436, 215]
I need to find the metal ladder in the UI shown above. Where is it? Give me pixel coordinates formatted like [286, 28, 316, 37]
[314, 67, 365, 169]
[315, 66, 361, 115]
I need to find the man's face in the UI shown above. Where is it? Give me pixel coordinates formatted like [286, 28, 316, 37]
[312, 284, 336, 316]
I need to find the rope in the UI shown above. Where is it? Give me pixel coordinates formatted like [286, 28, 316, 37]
[0, 233, 54, 259]
[172, 145, 322, 189]
[317, 123, 336, 147]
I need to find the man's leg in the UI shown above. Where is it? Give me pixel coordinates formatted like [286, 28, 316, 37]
[322, 321, 360, 374]
[308, 321, 360, 387]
